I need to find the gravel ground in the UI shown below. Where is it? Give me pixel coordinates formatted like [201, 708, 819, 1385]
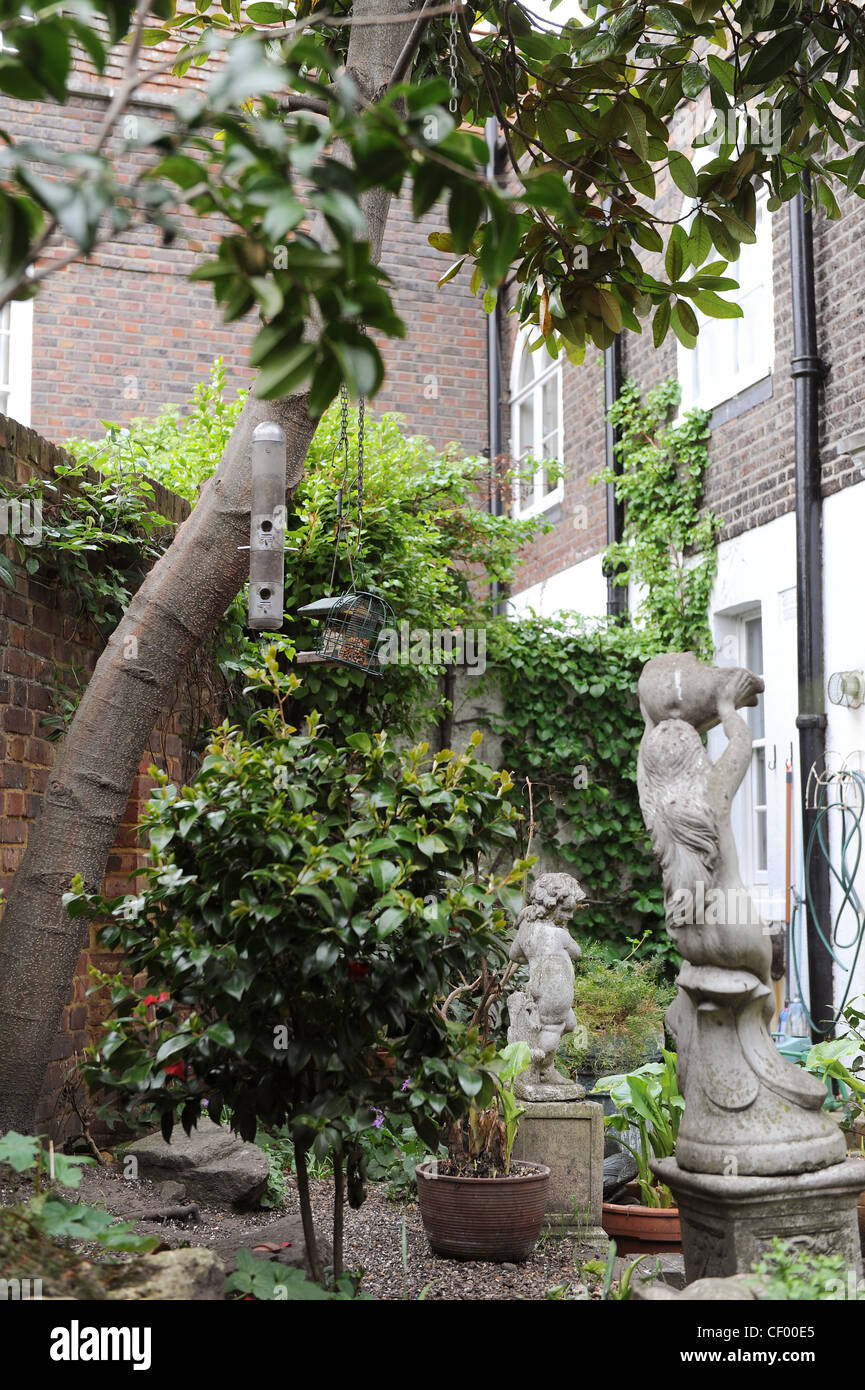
[0, 1158, 608, 1300]
[300, 1178, 607, 1300]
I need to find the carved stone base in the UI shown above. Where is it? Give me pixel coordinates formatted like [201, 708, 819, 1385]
[511, 1099, 606, 1244]
[654, 1156, 865, 1282]
[514, 1077, 585, 1103]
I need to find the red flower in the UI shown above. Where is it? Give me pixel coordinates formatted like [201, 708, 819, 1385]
[348, 961, 370, 980]
[164, 1062, 186, 1079]
[143, 992, 170, 1006]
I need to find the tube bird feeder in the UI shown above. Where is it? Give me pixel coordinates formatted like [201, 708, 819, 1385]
[248, 420, 286, 630]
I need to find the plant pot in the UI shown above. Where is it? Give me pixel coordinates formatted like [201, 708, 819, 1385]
[602, 1184, 681, 1257]
[415, 1159, 551, 1262]
[371, 1048, 397, 1082]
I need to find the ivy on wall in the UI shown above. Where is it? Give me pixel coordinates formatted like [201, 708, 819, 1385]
[484, 377, 722, 964]
[594, 377, 722, 663]
[487, 615, 671, 960]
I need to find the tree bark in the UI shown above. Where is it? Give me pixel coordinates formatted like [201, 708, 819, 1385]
[0, 0, 415, 1135]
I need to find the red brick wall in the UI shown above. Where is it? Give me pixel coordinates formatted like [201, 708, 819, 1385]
[1, 88, 489, 459]
[503, 98, 865, 594]
[0, 415, 197, 1137]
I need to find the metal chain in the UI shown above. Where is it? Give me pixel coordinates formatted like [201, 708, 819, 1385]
[355, 324, 366, 559]
[448, 9, 458, 114]
[328, 383, 351, 593]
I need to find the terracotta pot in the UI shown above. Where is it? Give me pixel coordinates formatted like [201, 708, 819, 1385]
[602, 1184, 681, 1256]
[415, 1159, 550, 1262]
[371, 1048, 397, 1082]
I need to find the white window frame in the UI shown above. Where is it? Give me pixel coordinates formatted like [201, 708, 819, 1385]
[677, 144, 774, 414]
[724, 606, 769, 893]
[509, 328, 564, 519]
[0, 298, 33, 427]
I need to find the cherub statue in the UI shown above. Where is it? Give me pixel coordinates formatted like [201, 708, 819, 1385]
[506, 872, 586, 1102]
[637, 652, 845, 1177]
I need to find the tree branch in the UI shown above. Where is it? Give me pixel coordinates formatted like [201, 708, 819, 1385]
[387, 0, 440, 88]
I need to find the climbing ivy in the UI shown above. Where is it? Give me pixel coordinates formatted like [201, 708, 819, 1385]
[485, 379, 721, 964]
[486, 616, 671, 962]
[0, 464, 170, 638]
[595, 377, 722, 662]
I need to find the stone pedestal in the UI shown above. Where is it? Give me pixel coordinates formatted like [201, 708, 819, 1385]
[512, 1098, 607, 1246]
[654, 1156, 865, 1282]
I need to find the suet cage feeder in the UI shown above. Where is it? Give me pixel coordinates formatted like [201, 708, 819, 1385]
[296, 590, 392, 676]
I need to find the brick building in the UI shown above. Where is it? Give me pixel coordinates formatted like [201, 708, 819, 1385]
[0, 46, 489, 457]
[4, 37, 865, 1057]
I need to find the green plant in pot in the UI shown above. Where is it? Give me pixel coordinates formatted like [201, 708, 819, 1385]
[68, 645, 529, 1294]
[557, 941, 675, 1096]
[593, 1051, 685, 1256]
[415, 1041, 552, 1262]
[801, 1012, 865, 1254]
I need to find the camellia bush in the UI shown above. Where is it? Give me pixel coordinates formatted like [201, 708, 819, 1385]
[67, 644, 528, 1287]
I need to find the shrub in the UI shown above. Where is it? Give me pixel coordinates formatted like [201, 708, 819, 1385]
[557, 942, 675, 1078]
[69, 645, 528, 1286]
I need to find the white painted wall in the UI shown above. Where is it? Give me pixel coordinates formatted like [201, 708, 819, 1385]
[819, 480, 865, 1014]
[507, 552, 607, 619]
[707, 509, 798, 925]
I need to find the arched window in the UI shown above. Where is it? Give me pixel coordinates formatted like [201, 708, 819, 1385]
[509, 329, 563, 517]
[677, 135, 774, 412]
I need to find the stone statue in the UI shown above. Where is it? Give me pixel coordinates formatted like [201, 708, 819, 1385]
[506, 872, 586, 1102]
[637, 651, 845, 1177]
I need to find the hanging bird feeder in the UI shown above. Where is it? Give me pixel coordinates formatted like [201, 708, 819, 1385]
[296, 373, 394, 676]
[299, 589, 392, 675]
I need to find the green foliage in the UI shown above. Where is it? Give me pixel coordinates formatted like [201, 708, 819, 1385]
[593, 1050, 684, 1208]
[6, 3, 865, 388]
[67, 358, 245, 503]
[748, 1238, 865, 1301]
[359, 1111, 441, 1201]
[0, 1132, 158, 1255]
[225, 1249, 372, 1301]
[805, 1001, 865, 1130]
[0, 463, 170, 638]
[487, 615, 668, 956]
[596, 378, 723, 661]
[3, 366, 534, 746]
[247, 406, 539, 739]
[255, 1121, 334, 1207]
[557, 942, 674, 1078]
[68, 655, 527, 1160]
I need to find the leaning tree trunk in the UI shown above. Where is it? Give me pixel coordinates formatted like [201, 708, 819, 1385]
[0, 0, 414, 1134]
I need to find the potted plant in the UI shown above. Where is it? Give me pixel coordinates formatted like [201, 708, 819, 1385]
[556, 943, 674, 1108]
[415, 1042, 551, 1262]
[593, 1049, 684, 1255]
[801, 1008, 865, 1249]
[70, 651, 528, 1293]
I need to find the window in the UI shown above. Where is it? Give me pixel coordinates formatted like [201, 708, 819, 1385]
[510, 329, 563, 518]
[0, 298, 33, 426]
[677, 175, 774, 414]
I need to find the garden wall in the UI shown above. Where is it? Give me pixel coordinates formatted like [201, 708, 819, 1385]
[0, 413, 200, 1139]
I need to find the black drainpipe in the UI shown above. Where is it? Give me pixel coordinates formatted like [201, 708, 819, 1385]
[790, 178, 833, 1040]
[485, 116, 505, 615]
[603, 334, 628, 618]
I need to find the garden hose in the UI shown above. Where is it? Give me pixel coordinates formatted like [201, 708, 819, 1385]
[789, 767, 865, 1036]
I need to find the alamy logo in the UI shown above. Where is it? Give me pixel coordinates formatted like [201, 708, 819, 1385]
[0, 1276, 42, 1299]
[378, 623, 486, 674]
[49, 1321, 152, 1371]
[0, 496, 42, 544]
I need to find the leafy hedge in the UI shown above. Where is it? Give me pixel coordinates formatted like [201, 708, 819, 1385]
[487, 615, 671, 961]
